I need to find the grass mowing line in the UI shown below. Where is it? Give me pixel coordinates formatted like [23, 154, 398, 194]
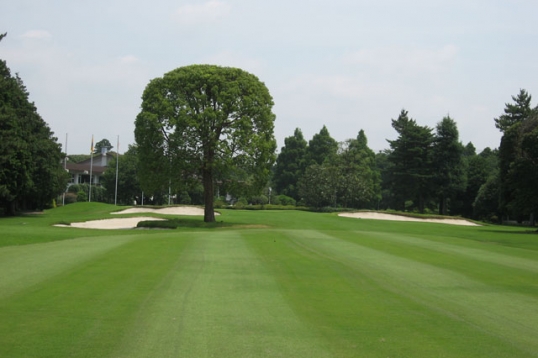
[114, 230, 332, 358]
[0, 232, 194, 358]
[0, 234, 141, 300]
[357, 230, 538, 274]
[285, 229, 538, 357]
[245, 229, 503, 357]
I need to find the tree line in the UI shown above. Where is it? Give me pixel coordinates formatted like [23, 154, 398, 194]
[62, 90, 538, 226]
[2, 49, 536, 226]
[272, 89, 537, 224]
[0, 34, 68, 215]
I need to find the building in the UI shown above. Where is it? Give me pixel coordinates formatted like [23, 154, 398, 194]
[65, 148, 114, 186]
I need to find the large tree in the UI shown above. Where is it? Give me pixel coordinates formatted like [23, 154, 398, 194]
[496, 90, 537, 221]
[135, 65, 276, 222]
[501, 114, 538, 224]
[273, 128, 308, 200]
[432, 116, 466, 215]
[387, 110, 434, 213]
[0, 34, 68, 214]
[337, 130, 381, 208]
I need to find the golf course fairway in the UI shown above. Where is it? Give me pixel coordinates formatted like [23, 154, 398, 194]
[0, 203, 537, 357]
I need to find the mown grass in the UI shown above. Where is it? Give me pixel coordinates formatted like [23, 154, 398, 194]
[0, 203, 537, 357]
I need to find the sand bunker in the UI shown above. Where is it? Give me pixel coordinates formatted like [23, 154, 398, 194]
[339, 212, 480, 226]
[55, 217, 166, 230]
[112, 206, 219, 216]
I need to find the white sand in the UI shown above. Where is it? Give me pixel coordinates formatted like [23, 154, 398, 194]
[54, 206, 219, 230]
[55, 217, 166, 230]
[112, 206, 219, 216]
[339, 212, 480, 226]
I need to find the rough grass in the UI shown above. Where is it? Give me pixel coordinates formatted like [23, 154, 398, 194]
[0, 203, 537, 357]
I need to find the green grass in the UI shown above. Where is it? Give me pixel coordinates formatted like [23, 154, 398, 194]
[1, 203, 537, 357]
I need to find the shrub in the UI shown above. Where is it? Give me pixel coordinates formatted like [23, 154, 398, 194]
[249, 195, 268, 205]
[234, 198, 248, 208]
[179, 191, 191, 205]
[277, 195, 296, 206]
[64, 193, 78, 204]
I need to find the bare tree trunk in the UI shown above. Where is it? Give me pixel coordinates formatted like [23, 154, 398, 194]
[202, 167, 215, 223]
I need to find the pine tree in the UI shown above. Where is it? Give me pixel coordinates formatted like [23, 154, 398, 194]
[273, 128, 308, 200]
[306, 125, 338, 165]
[387, 110, 434, 213]
[432, 116, 466, 215]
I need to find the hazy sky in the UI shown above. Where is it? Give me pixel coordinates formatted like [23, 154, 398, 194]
[2, 0, 538, 155]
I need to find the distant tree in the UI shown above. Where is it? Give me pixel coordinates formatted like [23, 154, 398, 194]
[307, 125, 338, 165]
[94, 138, 113, 154]
[273, 128, 308, 200]
[458, 148, 496, 218]
[473, 171, 501, 222]
[336, 130, 381, 208]
[496, 90, 537, 222]
[298, 130, 380, 209]
[502, 115, 538, 224]
[0, 34, 68, 214]
[298, 164, 338, 208]
[376, 149, 396, 209]
[101, 145, 140, 205]
[494, 89, 534, 133]
[432, 116, 466, 215]
[387, 110, 434, 213]
[135, 65, 276, 222]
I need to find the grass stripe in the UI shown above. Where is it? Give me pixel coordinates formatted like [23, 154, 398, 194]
[0, 235, 140, 300]
[0, 233, 194, 358]
[284, 229, 538, 357]
[114, 230, 331, 358]
[359, 230, 538, 273]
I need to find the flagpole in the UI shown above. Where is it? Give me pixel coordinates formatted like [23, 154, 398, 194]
[115, 135, 119, 205]
[62, 133, 68, 206]
[89, 135, 94, 202]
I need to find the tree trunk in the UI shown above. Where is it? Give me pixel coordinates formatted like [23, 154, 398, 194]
[202, 167, 215, 223]
[439, 196, 447, 216]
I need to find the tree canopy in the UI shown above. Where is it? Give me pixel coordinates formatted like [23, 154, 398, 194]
[307, 125, 338, 165]
[432, 116, 466, 215]
[387, 110, 434, 213]
[135, 64, 276, 222]
[94, 138, 113, 154]
[0, 34, 68, 214]
[273, 128, 308, 200]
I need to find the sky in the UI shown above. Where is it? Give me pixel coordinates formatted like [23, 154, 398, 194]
[2, 0, 538, 155]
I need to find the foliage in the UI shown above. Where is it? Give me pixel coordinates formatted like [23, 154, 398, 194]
[67, 154, 90, 163]
[456, 148, 496, 218]
[497, 90, 538, 222]
[93, 138, 113, 154]
[306, 125, 338, 165]
[432, 116, 466, 215]
[275, 194, 296, 206]
[65, 183, 107, 203]
[473, 171, 501, 222]
[501, 115, 538, 223]
[273, 128, 308, 200]
[494, 89, 534, 133]
[135, 64, 276, 222]
[249, 195, 268, 205]
[387, 110, 434, 213]
[101, 145, 140, 205]
[0, 35, 68, 214]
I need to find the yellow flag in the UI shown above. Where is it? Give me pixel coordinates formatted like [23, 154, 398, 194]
[90, 135, 94, 153]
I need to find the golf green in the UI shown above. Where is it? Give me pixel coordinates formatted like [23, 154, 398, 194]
[0, 203, 537, 357]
